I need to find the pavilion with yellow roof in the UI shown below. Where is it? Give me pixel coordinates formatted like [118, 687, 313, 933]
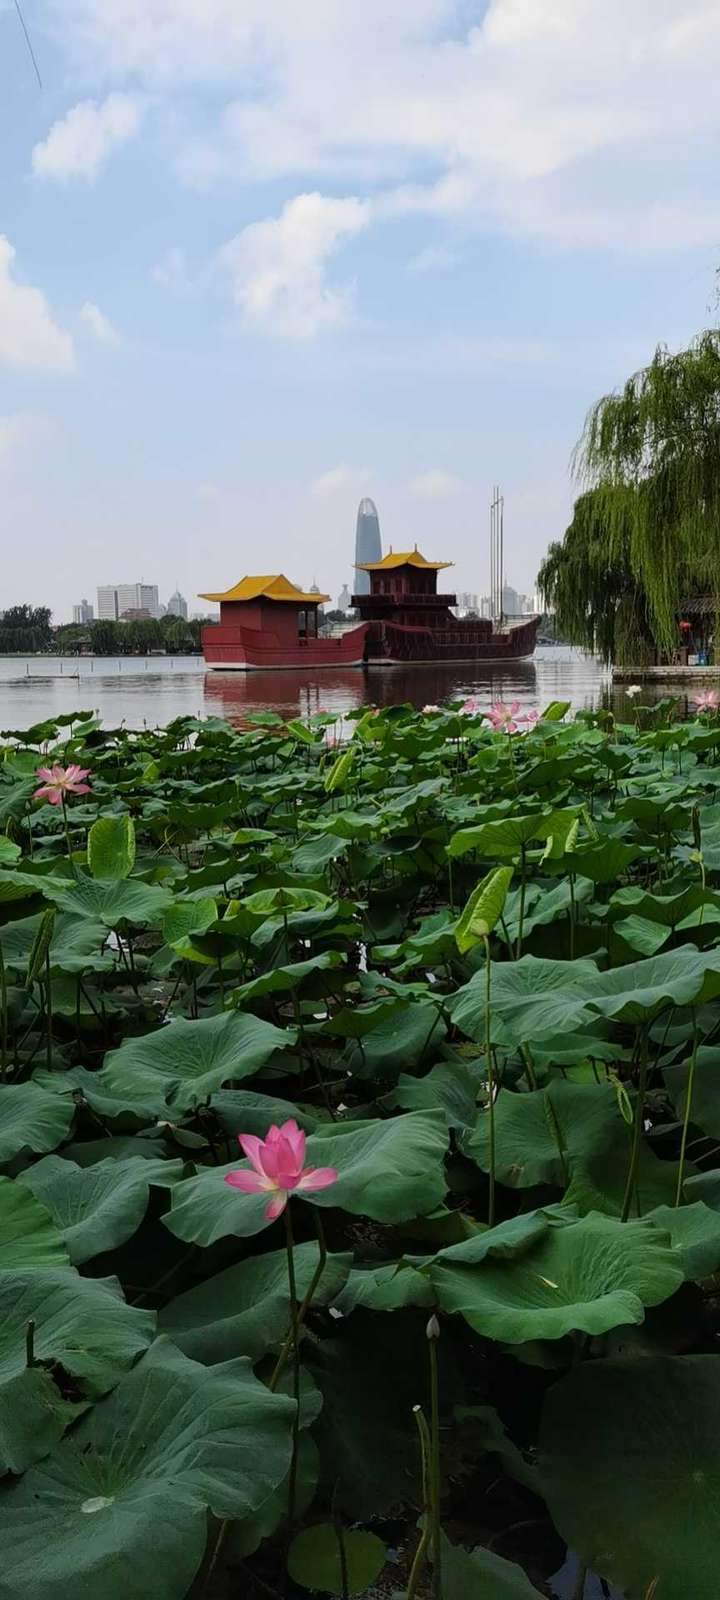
[199, 572, 366, 672]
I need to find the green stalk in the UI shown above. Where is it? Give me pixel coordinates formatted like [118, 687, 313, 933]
[270, 1211, 327, 1393]
[483, 935, 496, 1229]
[60, 795, 77, 876]
[675, 1018, 699, 1207]
[0, 947, 7, 1079]
[406, 1406, 432, 1600]
[283, 1204, 301, 1526]
[515, 845, 527, 958]
[621, 1028, 649, 1222]
[44, 946, 53, 1071]
[427, 1317, 442, 1600]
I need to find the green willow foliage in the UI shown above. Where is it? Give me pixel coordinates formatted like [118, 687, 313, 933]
[540, 330, 720, 663]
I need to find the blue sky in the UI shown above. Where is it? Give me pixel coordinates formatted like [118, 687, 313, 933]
[2, 0, 720, 620]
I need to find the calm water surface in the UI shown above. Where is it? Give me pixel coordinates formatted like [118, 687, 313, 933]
[0, 647, 692, 731]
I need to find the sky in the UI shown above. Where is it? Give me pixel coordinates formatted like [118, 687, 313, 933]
[2, 0, 720, 621]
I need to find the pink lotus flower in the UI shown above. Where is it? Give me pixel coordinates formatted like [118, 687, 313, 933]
[694, 690, 720, 712]
[522, 709, 540, 726]
[460, 697, 479, 714]
[224, 1120, 338, 1221]
[485, 700, 522, 733]
[423, 703, 440, 713]
[33, 764, 91, 807]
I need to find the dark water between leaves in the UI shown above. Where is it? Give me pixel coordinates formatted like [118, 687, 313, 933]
[0, 646, 685, 733]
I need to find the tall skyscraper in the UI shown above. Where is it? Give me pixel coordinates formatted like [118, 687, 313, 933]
[353, 498, 382, 595]
[167, 590, 188, 620]
[72, 599, 94, 624]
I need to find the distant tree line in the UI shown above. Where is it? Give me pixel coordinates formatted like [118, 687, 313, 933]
[0, 606, 209, 656]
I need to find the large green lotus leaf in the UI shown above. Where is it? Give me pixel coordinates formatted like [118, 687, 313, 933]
[165, 1112, 450, 1244]
[0, 1337, 294, 1600]
[388, 1057, 483, 1129]
[90, 1010, 296, 1116]
[212, 1090, 317, 1139]
[0, 1367, 87, 1476]
[608, 883, 720, 928]
[664, 1046, 720, 1142]
[0, 1269, 154, 1395]
[343, 1000, 447, 1081]
[18, 1154, 184, 1264]
[161, 1242, 352, 1363]
[0, 1175, 68, 1268]
[429, 1213, 683, 1343]
[0, 1081, 75, 1163]
[87, 812, 136, 880]
[645, 1202, 720, 1279]
[585, 947, 720, 1022]
[539, 1356, 720, 1600]
[0, 912, 113, 976]
[38, 872, 173, 927]
[461, 1080, 623, 1191]
[335, 1260, 434, 1314]
[435, 1532, 545, 1599]
[450, 957, 597, 1046]
[447, 809, 580, 861]
[451, 947, 720, 1047]
[231, 950, 346, 1005]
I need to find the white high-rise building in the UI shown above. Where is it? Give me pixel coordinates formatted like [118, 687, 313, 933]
[167, 590, 188, 620]
[97, 583, 161, 620]
[72, 599, 94, 624]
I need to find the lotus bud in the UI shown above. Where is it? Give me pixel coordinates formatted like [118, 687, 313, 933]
[426, 1314, 440, 1341]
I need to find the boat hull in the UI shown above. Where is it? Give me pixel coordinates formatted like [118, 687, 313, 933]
[363, 614, 541, 665]
[202, 622, 368, 671]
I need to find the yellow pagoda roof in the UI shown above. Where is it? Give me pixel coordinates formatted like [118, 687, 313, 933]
[199, 575, 330, 604]
[356, 548, 453, 572]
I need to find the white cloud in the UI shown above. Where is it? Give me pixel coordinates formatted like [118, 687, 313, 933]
[310, 464, 371, 499]
[152, 247, 189, 288]
[408, 470, 466, 498]
[51, 1, 720, 256]
[80, 301, 120, 345]
[0, 413, 50, 469]
[217, 192, 371, 338]
[0, 238, 74, 372]
[407, 245, 459, 275]
[32, 93, 144, 181]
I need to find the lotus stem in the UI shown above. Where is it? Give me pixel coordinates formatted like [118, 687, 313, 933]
[621, 1028, 649, 1222]
[44, 946, 52, 1071]
[270, 1210, 328, 1393]
[60, 795, 76, 876]
[0, 947, 7, 1079]
[25, 1319, 35, 1367]
[283, 1203, 301, 1525]
[675, 1018, 699, 1206]
[483, 935, 496, 1228]
[427, 1316, 443, 1600]
[406, 1405, 432, 1600]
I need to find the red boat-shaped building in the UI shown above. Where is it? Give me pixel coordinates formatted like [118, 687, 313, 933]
[352, 549, 540, 664]
[200, 549, 539, 670]
[199, 574, 367, 671]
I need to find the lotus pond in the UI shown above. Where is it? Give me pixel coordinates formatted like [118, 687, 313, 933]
[3, 697, 720, 1600]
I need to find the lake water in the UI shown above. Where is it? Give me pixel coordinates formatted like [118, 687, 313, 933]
[0, 647, 683, 730]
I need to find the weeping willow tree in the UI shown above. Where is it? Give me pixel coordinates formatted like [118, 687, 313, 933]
[539, 330, 720, 663]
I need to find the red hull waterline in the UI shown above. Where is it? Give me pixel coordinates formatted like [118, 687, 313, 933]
[203, 622, 368, 671]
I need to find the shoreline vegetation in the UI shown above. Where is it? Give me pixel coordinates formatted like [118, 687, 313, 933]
[0, 694, 719, 1598]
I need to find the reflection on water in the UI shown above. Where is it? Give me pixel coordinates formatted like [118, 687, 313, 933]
[203, 649, 610, 724]
[0, 647, 694, 732]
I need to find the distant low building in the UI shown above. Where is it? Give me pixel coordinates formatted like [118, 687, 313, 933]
[72, 598, 94, 624]
[119, 608, 154, 622]
[167, 590, 188, 620]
